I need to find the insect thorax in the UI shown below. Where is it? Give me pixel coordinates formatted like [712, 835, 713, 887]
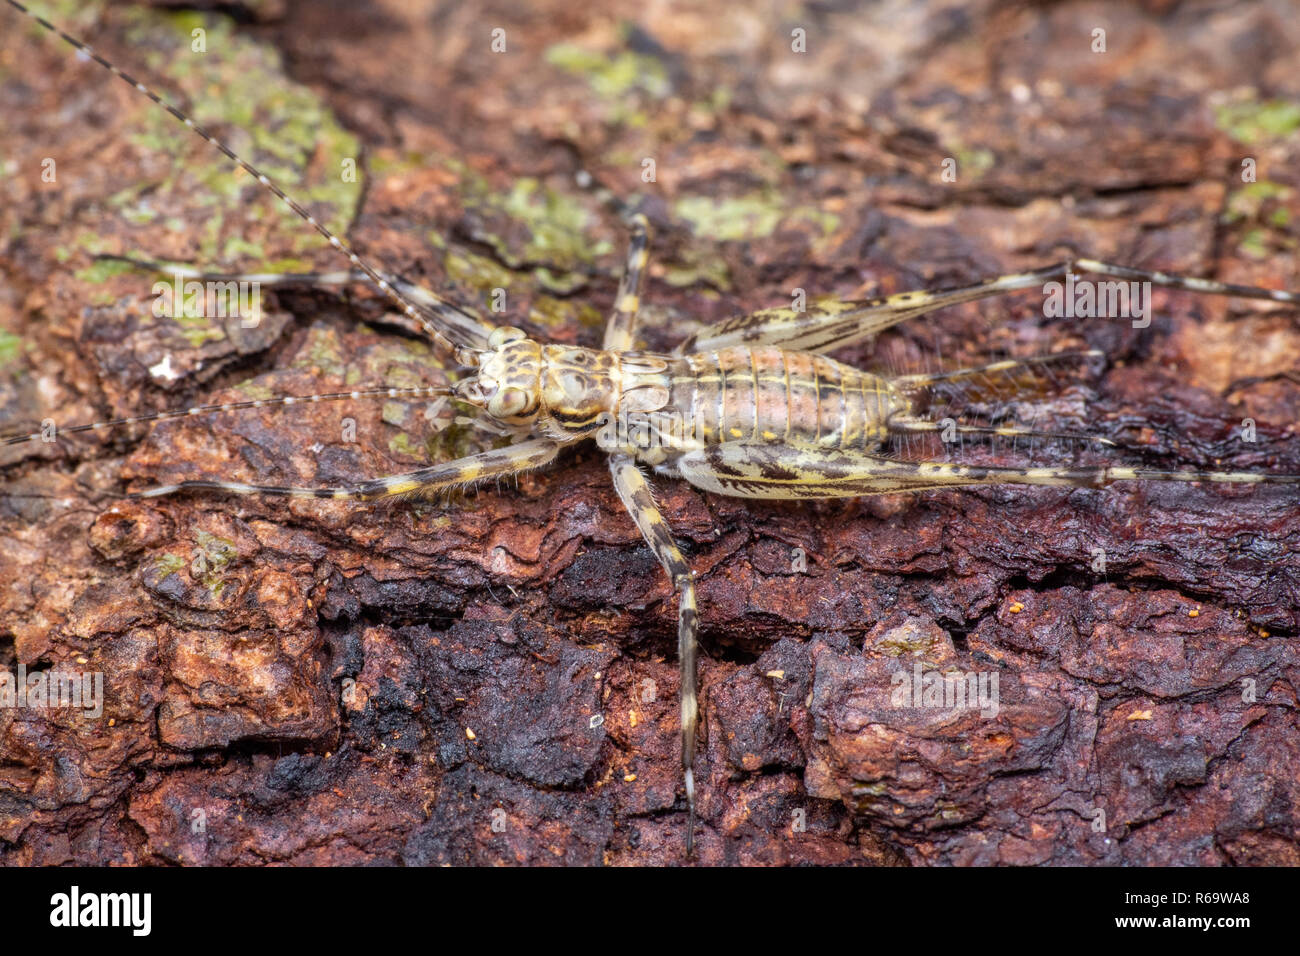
[459, 329, 632, 437]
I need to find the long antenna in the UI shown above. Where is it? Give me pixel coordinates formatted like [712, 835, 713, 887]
[0, 386, 451, 448]
[6, 0, 482, 366]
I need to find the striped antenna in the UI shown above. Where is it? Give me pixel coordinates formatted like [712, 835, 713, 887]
[1, 386, 450, 448]
[6, 0, 484, 366]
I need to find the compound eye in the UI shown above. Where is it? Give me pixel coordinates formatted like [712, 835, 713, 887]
[487, 387, 532, 419]
[454, 379, 494, 405]
[488, 326, 527, 349]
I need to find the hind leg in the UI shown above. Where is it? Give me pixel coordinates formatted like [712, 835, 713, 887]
[678, 260, 1299, 355]
[672, 441, 1300, 500]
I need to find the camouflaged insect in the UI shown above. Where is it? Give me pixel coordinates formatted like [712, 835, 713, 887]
[7, 0, 1300, 854]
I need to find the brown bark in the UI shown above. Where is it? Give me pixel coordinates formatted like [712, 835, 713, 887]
[1, 0, 1298, 865]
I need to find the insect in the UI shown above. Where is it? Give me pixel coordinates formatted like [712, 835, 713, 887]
[5, 1, 1299, 858]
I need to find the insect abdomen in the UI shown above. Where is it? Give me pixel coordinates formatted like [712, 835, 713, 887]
[672, 347, 902, 450]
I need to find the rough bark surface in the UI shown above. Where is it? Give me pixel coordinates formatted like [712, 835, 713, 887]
[1, 0, 1299, 865]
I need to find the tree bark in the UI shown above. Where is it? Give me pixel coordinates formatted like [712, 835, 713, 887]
[1, 0, 1298, 865]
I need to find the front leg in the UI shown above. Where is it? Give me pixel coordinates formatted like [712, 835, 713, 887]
[608, 453, 700, 854]
[132, 437, 560, 500]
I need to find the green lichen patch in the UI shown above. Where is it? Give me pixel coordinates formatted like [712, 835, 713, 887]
[528, 294, 605, 333]
[0, 330, 25, 368]
[674, 191, 840, 245]
[1214, 98, 1300, 144]
[499, 178, 612, 276]
[73, 257, 136, 285]
[381, 401, 413, 429]
[192, 530, 237, 598]
[950, 145, 996, 181]
[661, 252, 732, 291]
[19, 0, 98, 38]
[1238, 227, 1272, 260]
[1223, 181, 1294, 224]
[422, 417, 482, 467]
[451, 170, 612, 295]
[153, 552, 188, 577]
[443, 243, 518, 303]
[1224, 181, 1297, 259]
[101, 4, 363, 264]
[373, 147, 613, 304]
[387, 431, 425, 459]
[289, 326, 349, 380]
[544, 43, 672, 117]
[222, 237, 266, 262]
[666, 190, 842, 289]
[232, 379, 277, 401]
[675, 194, 784, 243]
[194, 530, 236, 574]
[171, 313, 226, 349]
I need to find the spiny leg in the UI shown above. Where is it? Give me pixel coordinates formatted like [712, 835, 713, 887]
[133, 437, 558, 500]
[678, 265, 1063, 354]
[608, 454, 700, 854]
[602, 214, 651, 351]
[674, 440, 1300, 500]
[99, 256, 497, 351]
[678, 260, 1299, 356]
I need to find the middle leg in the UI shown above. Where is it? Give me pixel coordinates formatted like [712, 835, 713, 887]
[603, 214, 651, 351]
[608, 452, 701, 853]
